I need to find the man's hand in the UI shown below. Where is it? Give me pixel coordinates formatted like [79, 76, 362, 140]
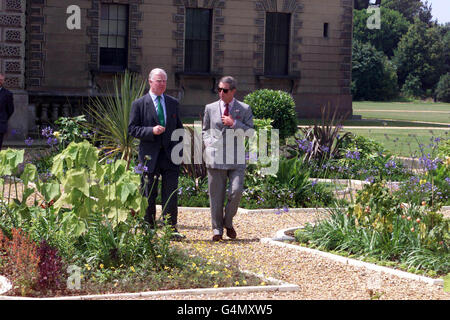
[221, 115, 234, 127]
[153, 125, 166, 135]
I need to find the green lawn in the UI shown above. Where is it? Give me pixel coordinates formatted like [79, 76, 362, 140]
[353, 101, 450, 124]
[344, 128, 449, 157]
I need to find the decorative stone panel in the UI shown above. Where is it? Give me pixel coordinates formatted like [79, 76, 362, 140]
[172, 0, 226, 74]
[6, 0, 23, 11]
[339, 0, 353, 95]
[25, 0, 45, 88]
[254, 0, 304, 76]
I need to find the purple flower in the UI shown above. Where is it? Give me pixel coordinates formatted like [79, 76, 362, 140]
[25, 137, 34, 146]
[283, 206, 289, 213]
[385, 160, 396, 169]
[134, 163, 148, 174]
[42, 126, 53, 138]
[47, 137, 58, 146]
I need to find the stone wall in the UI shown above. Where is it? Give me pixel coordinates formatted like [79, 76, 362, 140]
[1, 0, 28, 141]
[16, 0, 352, 131]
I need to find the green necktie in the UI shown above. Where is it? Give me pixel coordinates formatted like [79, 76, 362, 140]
[157, 96, 165, 127]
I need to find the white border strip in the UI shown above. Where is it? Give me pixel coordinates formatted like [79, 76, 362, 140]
[0, 276, 12, 295]
[261, 236, 444, 287]
[0, 270, 298, 300]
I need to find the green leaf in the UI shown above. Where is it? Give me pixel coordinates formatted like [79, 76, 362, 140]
[20, 163, 37, 188]
[65, 169, 90, 197]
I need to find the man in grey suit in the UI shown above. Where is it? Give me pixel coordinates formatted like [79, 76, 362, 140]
[128, 68, 185, 240]
[202, 76, 254, 241]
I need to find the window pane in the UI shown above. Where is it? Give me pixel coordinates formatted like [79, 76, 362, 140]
[118, 5, 127, 20]
[116, 36, 126, 49]
[109, 20, 118, 35]
[101, 5, 109, 20]
[118, 21, 127, 36]
[109, 5, 118, 20]
[108, 36, 117, 48]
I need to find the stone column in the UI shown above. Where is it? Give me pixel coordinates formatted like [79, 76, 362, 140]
[1, 0, 28, 141]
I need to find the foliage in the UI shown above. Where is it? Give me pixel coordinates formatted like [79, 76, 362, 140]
[352, 40, 399, 101]
[181, 124, 207, 183]
[36, 240, 66, 294]
[353, 8, 410, 57]
[54, 115, 92, 150]
[84, 70, 146, 167]
[435, 73, 450, 102]
[295, 182, 450, 275]
[394, 20, 445, 92]
[401, 73, 424, 98]
[293, 106, 352, 163]
[381, 0, 433, 24]
[243, 89, 297, 141]
[0, 228, 40, 296]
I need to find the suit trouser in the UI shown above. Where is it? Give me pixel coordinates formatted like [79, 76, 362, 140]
[207, 167, 245, 235]
[142, 150, 179, 227]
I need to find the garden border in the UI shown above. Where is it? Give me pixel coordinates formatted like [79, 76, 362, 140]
[0, 270, 299, 300]
[261, 226, 445, 287]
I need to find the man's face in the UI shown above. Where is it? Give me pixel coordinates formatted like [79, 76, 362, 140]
[0, 75, 5, 87]
[218, 82, 236, 104]
[149, 72, 167, 96]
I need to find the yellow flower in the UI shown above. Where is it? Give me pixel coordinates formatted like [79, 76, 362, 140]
[156, 255, 162, 258]
[53, 131, 60, 138]
[419, 179, 426, 185]
[100, 264, 104, 269]
[235, 281, 240, 286]
[214, 284, 219, 288]
[130, 266, 135, 273]
[260, 282, 266, 286]
[243, 280, 247, 285]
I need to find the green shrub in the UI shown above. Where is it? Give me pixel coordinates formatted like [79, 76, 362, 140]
[401, 73, 424, 98]
[244, 89, 297, 141]
[435, 73, 450, 102]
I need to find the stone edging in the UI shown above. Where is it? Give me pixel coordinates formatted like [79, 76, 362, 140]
[262, 227, 445, 287]
[0, 276, 12, 295]
[0, 269, 298, 300]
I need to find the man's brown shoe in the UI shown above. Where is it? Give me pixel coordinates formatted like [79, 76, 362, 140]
[212, 234, 223, 242]
[226, 227, 237, 239]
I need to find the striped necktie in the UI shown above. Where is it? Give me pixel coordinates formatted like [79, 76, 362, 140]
[157, 96, 165, 127]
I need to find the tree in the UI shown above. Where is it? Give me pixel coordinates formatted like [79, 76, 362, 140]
[352, 40, 399, 101]
[394, 20, 445, 92]
[435, 73, 450, 102]
[381, 0, 433, 25]
[353, 7, 410, 57]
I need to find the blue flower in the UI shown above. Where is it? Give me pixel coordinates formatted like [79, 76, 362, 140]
[25, 137, 33, 146]
[42, 126, 53, 138]
[134, 163, 148, 174]
[47, 137, 58, 146]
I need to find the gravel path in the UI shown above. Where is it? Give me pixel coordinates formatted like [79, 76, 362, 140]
[125, 208, 450, 300]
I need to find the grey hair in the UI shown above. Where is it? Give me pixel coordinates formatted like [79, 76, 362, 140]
[149, 68, 168, 80]
[219, 76, 237, 90]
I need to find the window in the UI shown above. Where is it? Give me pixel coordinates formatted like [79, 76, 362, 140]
[265, 12, 290, 75]
[185, 8, 212, 73]
[100, 4, 128, 71]
[323, 23, 329, 38]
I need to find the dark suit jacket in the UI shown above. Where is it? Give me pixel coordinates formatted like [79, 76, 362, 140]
[0, 87, 14, 134]
[128, 93, 184, 173]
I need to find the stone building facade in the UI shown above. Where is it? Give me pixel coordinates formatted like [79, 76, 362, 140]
[1, 0, 353, 141]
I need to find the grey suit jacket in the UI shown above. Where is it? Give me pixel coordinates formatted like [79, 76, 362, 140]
[202, 99, 254, 170]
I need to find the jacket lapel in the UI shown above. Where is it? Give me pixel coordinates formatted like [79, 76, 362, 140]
[145, 93, 158, 125]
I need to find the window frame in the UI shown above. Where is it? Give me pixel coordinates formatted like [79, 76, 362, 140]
[264, 12, 291, 76]
[184, 8, 213, 74]
[99, 3, 129, 72]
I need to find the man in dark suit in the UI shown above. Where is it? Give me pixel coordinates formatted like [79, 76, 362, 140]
[0, 73, 14, 150]
[128, 68, 185, 240]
